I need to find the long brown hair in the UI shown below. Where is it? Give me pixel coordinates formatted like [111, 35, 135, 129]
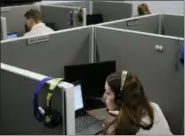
[138, 3, 151, 15]
[104, 72, 154, 135]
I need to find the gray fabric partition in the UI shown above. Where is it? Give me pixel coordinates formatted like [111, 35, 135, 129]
[0, 68, 65, 134]
[1, 27, 90, 77]
[1, 5, 39, 36]
[162, 14, 184, 38]
[95, 27, 184, 134]
[92, 2, 132, 22]
[52, 1, 90, 14]
[102, 14, 160, 34]
[41, 5, 83, 30]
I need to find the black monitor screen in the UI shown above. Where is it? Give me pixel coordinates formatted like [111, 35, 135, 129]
[64, 61, 116, 98]
[86, 14, 103, 25]
[46, 22, 56, 31]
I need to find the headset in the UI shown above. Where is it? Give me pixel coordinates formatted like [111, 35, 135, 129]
[77, 8, 83, 23]
[74, 8, 83, 24]
[115, 70, 128, 106]
[33, 77, 64, 128]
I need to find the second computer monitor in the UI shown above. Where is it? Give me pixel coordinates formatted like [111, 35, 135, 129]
[64, 61, 116, 98]
[7, 32, 18, 39]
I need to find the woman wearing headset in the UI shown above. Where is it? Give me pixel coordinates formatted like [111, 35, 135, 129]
[103, 71, 172, 135]
[137, 3, 151, 16]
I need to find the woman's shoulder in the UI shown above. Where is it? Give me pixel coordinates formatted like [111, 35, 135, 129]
[137, 102, 173, 135]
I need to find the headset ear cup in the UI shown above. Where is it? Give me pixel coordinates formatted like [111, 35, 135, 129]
[50, 110, 62, 127]
[43, 108, 62, 128]
[77, 9, 83, 23]
[33, 109, 44, 122]
[115, 93, 124, 107]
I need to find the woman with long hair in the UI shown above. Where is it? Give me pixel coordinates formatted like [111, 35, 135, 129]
[137, 3, 151, 15]
[102, 71, 172, 135]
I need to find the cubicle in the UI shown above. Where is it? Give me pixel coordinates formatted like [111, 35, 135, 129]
[161, 14, 184, 38]
[99, 13, 184, 38]
[94, 25, 184, 135]
[0, 4, 86, 38]
[1, 4, 39, 36]
[1, 19, 184, 135]
[0, 63, 75, 134]
[51, 1, 133, 24]
[0, 16, 8, 40]
[40, 5, 86, 30]
[92, 1, 132, 22]
[1, 26, 92, 77]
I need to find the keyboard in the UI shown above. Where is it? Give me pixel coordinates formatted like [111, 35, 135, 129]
[75, 114, 99, 132]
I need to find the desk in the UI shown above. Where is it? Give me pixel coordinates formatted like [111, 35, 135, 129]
[87, 108, 115, 135]
[88, 108, 115, 123]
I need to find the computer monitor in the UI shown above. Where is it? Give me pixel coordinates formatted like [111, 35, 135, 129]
[74, 83, 84, 111]
[64, 61, 116, 99]
[7, 32, 18, 39]
[86, 14, 103, 25]
[46, 22, 56, 31]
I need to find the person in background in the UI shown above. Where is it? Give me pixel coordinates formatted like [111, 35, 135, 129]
[24, 9, 54, 37]
[102, 71, 172, 135]
[137, 3, 151, 16]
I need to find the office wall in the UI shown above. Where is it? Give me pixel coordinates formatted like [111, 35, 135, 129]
[41, 5, 83, 30]
[102, 14, 159, 34]
[1, 26, 91, 78]
[95, 26, 184, 134]
[162, 14, 184, 38]
[0, 64, 66, 134]
[1, 4, 39, 36]
[93, 1, 132, 22]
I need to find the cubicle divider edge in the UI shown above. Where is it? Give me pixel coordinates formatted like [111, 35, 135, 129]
[1, 63, 75, 135]
[96, 13, 161, 26]
[1, 16, 8, 40]
[96, 25, 184, 40]
[1, 24, 91, 43]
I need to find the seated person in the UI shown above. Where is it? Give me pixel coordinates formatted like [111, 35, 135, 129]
[137, 3, 151, 16]
[102, 71, 172, 135]
[24, 9, 54, 37]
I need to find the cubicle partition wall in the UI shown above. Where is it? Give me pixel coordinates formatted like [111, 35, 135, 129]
[92, 1, 132, 22]
[99, 13, 184, 38]
[50, 1, 132, 24]
[94, 26, 184, 134]
[162, 14, 184, 37]
[100, 13, 161, 34]
[0, 16, 8, 40]
[1, 26, 92, 77]
[1, 4, 39, 36]
[0, 63, 75, 135]
[41, 5, 87, 30]
[51, 1, 91, 14]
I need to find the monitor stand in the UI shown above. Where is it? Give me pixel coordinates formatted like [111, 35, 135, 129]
[84, 97, 106, 110]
